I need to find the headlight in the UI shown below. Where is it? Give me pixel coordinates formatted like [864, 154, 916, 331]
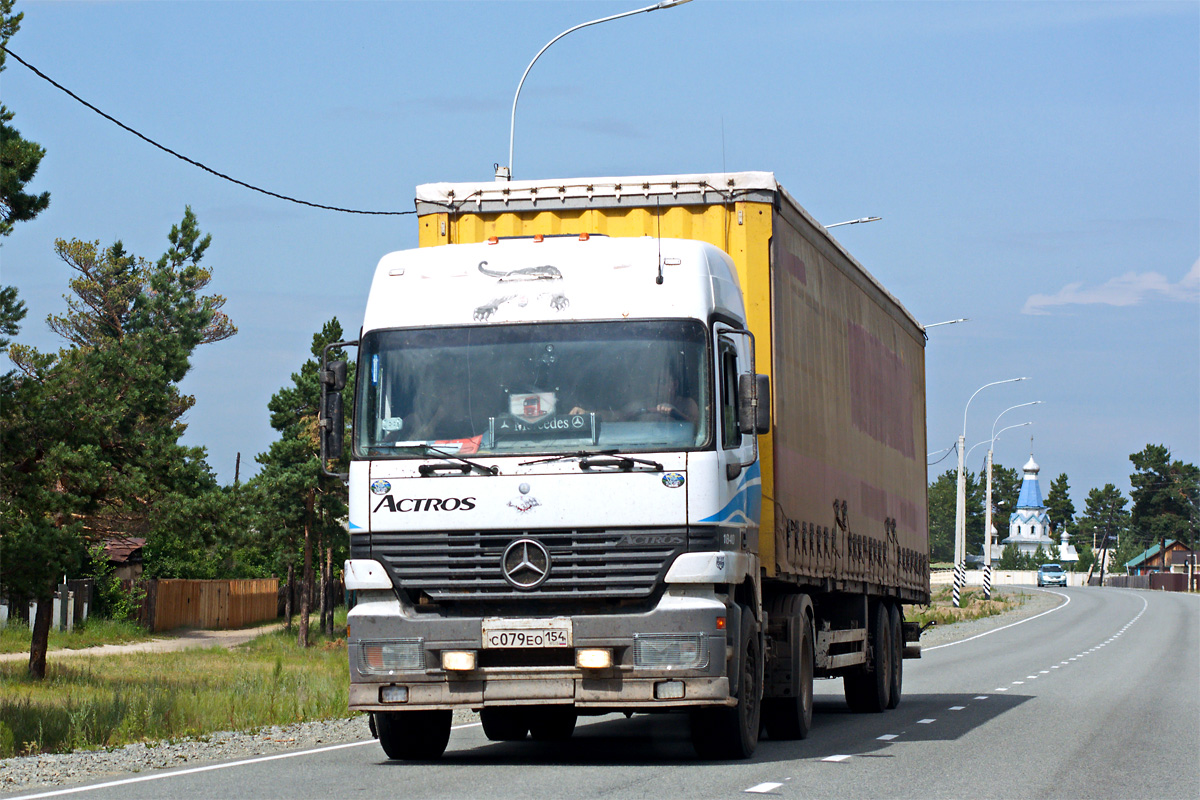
[633, 634, 708, 669]
[359, 639, 425, 673]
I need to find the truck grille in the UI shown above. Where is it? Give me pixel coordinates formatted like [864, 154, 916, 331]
[370, 528, 689, 601]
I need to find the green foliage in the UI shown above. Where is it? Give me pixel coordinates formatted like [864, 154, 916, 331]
[1045, 472, 1075, 541]
[1128, 444, 1199, 551]
[998, 543, 1022, 569]
[248, 320, 354, 645]
[927, 467, 985, 562]
[1076, 483, 1130, 553]
[1074, 541, 1095, 572]
[84, 544, 144, 622]
[0, 1, 50, 237]
[0, 210, 237, 677]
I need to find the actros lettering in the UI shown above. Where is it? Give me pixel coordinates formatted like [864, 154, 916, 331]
[619, 534, 685, 546]
[373, 496, 478, 513]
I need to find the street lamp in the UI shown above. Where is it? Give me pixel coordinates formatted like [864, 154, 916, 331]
[824, 216, 881, 229]
[501, 0, 693, 181]
[953, 377, 1030, 607]
[983, 414, 1039, 599]
[924, 318, 969, 329]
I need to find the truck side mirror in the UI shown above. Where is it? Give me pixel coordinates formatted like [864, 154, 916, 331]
[323, 390, 345, 460]
[322, 360, 348, 392]
[738, 373, 771, 435]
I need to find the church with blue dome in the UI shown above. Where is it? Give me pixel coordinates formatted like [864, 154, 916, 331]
[998, 453, 1078, 562]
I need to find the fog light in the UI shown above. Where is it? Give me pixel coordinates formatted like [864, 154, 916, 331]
[379, 685, 408, 704]
[441, 650, 477, 671]
[655, 680, 686, 700]
[576, 648, 613, 669]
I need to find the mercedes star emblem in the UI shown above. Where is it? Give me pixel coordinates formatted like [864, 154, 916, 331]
[501, 538, 551, 590]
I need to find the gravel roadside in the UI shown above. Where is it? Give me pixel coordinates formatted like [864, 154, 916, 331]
[0, 587, 1064, 796]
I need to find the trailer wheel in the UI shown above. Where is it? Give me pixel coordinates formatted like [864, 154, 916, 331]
[374, 710, 452, 760]
[480, 707, 530, 741]
[691, 605, 761, 760]
[762, 595, 814, 740]
[528, 707, 578, 741]
[843, 602, 892, 713]
[887, 602, 903, 709]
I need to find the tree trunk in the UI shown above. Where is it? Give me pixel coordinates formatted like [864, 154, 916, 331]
[298, 494, 314, 648]
[317, 526, 327, 639]
[285, 563, 294, 631]
[322, 527, 334, 637]
[28, 587, 55, 680]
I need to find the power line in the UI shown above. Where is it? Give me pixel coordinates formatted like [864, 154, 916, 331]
[2, 46, 414, 217]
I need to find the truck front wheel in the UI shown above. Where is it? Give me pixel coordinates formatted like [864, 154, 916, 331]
[691, 605, 762, 760]
[374, 710, 452, 760]
[762, 595, 814, 740]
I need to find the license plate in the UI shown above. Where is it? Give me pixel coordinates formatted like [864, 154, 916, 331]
[482, 617, 573, 649]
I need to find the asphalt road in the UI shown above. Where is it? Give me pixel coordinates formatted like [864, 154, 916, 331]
[14, 587, 1199, 800]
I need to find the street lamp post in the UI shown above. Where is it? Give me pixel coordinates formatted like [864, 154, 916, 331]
[983, 413, 1040, 599]
[502, 0, 693, 181]
[953, 377, 1030, 607]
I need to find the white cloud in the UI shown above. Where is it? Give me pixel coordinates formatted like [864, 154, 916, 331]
[1022, 260, 1200, 315]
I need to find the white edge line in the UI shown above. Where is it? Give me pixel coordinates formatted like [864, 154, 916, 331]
[12, 722, 484, 800]
[924, 589, 1071, 651]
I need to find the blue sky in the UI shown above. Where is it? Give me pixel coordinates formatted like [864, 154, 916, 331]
[3, 0, 1197, 510]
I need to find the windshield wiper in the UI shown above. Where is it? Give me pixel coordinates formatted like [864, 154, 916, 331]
[580, 454, 663, 472]
[519, 449, 617, 466]
[396, 445, 499, 476]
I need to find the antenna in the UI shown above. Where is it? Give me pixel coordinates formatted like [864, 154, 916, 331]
[656, 196, 664, 285]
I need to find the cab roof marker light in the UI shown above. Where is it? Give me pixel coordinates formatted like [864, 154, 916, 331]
[488, 236, 499, 244]
[579, 232, 590, 241]
[533, 234, 544, 243]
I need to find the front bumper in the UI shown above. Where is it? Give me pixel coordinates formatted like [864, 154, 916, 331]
[347, 588, 732, 712]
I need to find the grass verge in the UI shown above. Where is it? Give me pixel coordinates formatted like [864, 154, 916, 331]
[905, 586, 1022, 627]
[0, 612, 349, 758]
[0, 618, 154, 655]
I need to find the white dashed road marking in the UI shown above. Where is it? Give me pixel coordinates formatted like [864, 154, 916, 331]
[745, 782, 783, 793]
[823, 754, 853, 762]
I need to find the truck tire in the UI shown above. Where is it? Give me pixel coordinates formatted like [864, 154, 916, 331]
[528, 707, 578, 741]
[374, 710, 452, 760]
[480, 707, 530, 741]
[843, 602, 892, 713]
[887, 602, 903, 709]
[691, 605, 761, 760]
[762, 595, 814, 740]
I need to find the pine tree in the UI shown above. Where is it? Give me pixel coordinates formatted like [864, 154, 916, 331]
[1045, 473, 1075, 542]
[252, 320, 353, 647]
[1128, 444, 1199, 552]
[0, 1, 50, 237]
[0, 211, 235, 679]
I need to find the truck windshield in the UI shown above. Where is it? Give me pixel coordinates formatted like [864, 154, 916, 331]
[355, 320, 711, 458]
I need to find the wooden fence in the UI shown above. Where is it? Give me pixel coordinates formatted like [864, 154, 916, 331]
[145, 579, 279, 632]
